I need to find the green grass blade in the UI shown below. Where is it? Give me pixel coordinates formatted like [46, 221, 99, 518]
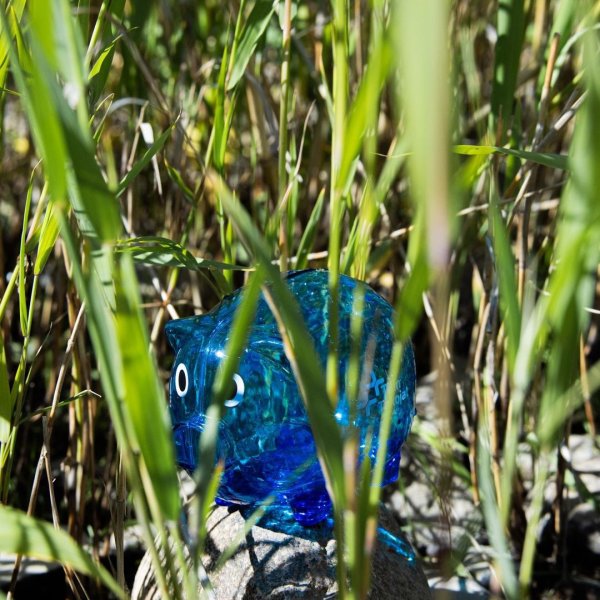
[453, 144, 569, 170]
[0, 1, 26, 118]
[294, 187, 325, 269]
[115, 256, 180, 519]
[337, 35, 392, 193]
[18, 171, 34, 335]
[491, 0, 525, 131]
[213, 42, 230, 172]
[116, 236, 248, 271]
[214, 174, 346, 504]
[0, 505, 124, 598]
[33, 199, 60, 275]
[116, 122, 176, 198]
[194, 267, 264, 494]
[393, 0, 452, 276]
[0, 329, 11, 444]
[490, 202, 521, 372]
[477, 415, 518, 599]
[6, 0, 181, 525]
[226, 0, 275, 91]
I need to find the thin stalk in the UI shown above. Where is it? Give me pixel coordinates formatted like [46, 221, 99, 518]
[0, 274, 39, 502]
[328, 0, 349, 595]
[518, 452, 550, 598]
[278, 0, 293, 270]
[327, 0, 348, 403]
[115, 454, 126, 592]
[0, 268, 18, 322]
[9, 302, 86, 587]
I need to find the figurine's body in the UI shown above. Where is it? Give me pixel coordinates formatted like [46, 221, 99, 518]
[166, 269, 416, 530]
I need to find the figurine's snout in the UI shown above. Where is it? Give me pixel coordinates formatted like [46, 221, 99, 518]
[173, 422, 201, 472]
[173, 415, 235, 473]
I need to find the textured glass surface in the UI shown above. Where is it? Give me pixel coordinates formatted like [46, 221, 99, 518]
[166, 269, 416, 533]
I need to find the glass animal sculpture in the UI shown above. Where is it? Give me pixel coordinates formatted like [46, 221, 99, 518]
[167, 269, 416, 560]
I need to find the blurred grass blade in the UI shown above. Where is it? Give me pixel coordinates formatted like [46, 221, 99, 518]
[5, 0, 181, 526]
[477, 416, 518, 599]
[0, 329, 11, 444]
[194, 269, 265, 546]
[226, 0, 275, 91]
[491, 0, 525, 131]
[453, 145, 568, 170]
[393, 0, 452, 273]
[0, 505, 123, 598]
[116, 122, 176, 197]
[116, 236, 247, 271]
[115, 257, 180, 519]
[213, 173, 346, 505]
[88, 35, 120, 102]
[490, 203, 521, 372]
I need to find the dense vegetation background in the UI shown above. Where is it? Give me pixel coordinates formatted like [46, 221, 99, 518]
[0, 0, 599, 598]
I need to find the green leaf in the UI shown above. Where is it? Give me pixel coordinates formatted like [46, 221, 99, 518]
[453, 145, 569, 171]
[226, 0, 276, 91]
[490, 203, 521, 372]
[116, 236, 248, 271]
[294, 188, 325, 269]
[18, 172, 34, 336]
[491, 0, 526, 131]
[337, 36, 392, 192]
[116, 123, 176, 198]
[88, 35, 120, 104]
[0, 505, 123, 598]
[0, 1, 26, 92]
[115, 256, 180, 520]
[34, 199, 61, 275]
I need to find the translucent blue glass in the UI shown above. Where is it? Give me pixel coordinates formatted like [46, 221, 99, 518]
[166, 269, 416, 546]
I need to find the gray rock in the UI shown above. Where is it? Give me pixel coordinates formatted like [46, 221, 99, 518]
[132, 506, 431, 599]
[566, 503, 600, 575]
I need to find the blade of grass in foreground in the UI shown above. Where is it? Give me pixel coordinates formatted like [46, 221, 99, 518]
[453, 145, 568, 171]
[213, 174, 345, 502]
[3, 3, 186, 596]
[191, 268, 265, 555]
[491, 0, 525, 135]
[0, 505, 123, 599]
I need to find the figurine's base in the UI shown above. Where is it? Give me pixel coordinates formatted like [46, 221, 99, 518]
[238, 503, 416, 564]
[239, 504, 334, 542]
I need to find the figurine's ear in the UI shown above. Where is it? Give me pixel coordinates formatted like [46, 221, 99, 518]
[165, 316, 212, 351]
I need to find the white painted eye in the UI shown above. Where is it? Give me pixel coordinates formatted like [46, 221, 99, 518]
[224, 373, 245, 408]
[175, 363, 189, 397]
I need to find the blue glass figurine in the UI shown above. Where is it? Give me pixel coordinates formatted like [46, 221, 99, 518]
[166, 269, 416, 553]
